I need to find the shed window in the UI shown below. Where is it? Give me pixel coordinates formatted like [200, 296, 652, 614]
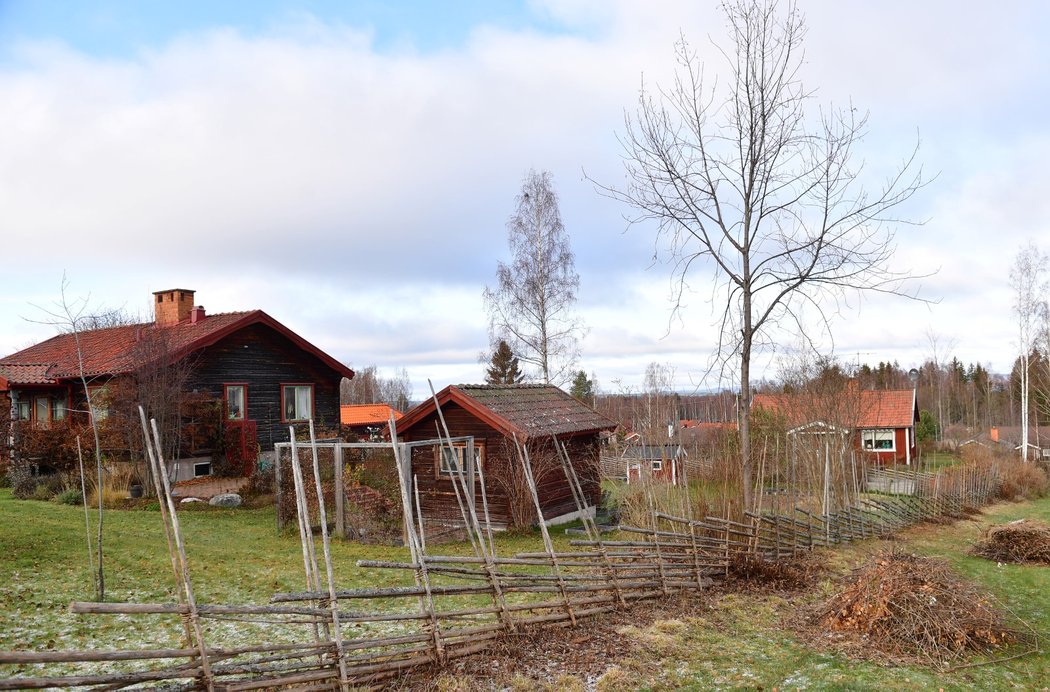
[862, 429, 895, 451]
[437, 443, 484, 478]
[52, 398, 67, 421]
[282, 385, 313, 422]
[16, 400, 30, 421]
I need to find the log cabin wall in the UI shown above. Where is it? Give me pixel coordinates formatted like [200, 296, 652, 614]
[188, 323, 343, 450]
[401, 402, 512, 526]
[399, 402, 603, 527]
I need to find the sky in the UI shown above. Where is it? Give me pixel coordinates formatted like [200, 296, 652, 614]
[1, 0, 1048, 397]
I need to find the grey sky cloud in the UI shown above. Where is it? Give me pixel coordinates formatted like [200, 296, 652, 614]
[1, 1, 1047, 394]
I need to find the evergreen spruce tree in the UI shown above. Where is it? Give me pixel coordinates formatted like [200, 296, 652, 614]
[485, 340, 525, 385]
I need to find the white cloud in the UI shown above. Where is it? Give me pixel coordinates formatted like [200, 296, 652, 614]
[1, 1, 1048, 393]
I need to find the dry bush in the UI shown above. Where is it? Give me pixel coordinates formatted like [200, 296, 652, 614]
[996, 461, 1049, 502]
[614, 475, 706, 530]
[726, 552, 823, 591]
[970, 520, 1050, 565]
[812, 551, 1024, 663]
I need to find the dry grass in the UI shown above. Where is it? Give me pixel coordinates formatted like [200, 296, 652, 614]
[809, 551, 1025, 664]
[996, 461, 1049, 502]
[970, 519, 1050, 565]
[725, 552, 825, 591]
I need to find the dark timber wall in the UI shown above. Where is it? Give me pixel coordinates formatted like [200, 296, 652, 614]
[399, 402, 602, 527]
[188, 323, 344, 450]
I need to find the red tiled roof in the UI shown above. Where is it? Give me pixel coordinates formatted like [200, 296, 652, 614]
[0, 363, 57, 386]
[398, 384, 617, 440]
[0, 310, 353, 384]
[752, 389, 916, 430]
[341, 404, 403, 427]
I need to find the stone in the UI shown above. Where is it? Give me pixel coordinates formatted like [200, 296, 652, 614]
[180, 497, 205, 504]
[209, 493, 242, 508]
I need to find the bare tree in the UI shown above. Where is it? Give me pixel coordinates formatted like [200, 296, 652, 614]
[28, 276, 109, 601]
[484, 169, 584, 385]
[340, 365, 412, 412]
[1010, 240, 1046, 461]
[596, 1, 926, 510]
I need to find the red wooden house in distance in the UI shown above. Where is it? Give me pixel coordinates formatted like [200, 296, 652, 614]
[396, 384, 617, 528]
[752, 387, 919, 465]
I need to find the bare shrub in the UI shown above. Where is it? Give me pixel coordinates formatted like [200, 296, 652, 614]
[996, 461, 1049, 501]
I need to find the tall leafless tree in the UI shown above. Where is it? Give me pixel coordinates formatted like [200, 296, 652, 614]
[596, 1, 926, 510]
[340, 365, 412, 412]
[484, 169, 584, 385]
[1010, 240, 1046, 460]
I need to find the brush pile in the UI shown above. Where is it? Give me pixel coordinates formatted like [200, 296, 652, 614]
[970, 519, 1050, 565]
[814, 552, 1020, 662]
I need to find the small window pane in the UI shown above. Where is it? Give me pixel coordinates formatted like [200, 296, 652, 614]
[16, 401, 31, 420]
[52, 399, 67, 421]
[34, 397, 49, 427]
[283, 385, 313, 421]
[226, 385, 245, 420]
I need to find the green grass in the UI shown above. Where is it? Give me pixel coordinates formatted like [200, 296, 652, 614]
[595, 496, 1050, 690]
[916, 450, 963, 471]
[0, 489, 579, 659]
[3, 489, 1048, 689]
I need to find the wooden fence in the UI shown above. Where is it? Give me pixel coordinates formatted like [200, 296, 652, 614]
[0, 412, 1002, 690]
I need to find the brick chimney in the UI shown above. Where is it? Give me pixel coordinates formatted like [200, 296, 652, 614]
[190, 305, 206, 324]
[153, 289, 195, 326]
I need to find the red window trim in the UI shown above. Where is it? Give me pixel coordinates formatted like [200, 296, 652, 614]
[280, 383, 315, 423]
[223, 382, 249, 421]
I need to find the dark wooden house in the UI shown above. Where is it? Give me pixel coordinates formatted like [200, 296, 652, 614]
[1, 288, 353, 476]
[396, 384, 617, 528]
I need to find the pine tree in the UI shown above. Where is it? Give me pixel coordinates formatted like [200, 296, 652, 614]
[485, 340, 525, 385]
[569, 370, 594, 402]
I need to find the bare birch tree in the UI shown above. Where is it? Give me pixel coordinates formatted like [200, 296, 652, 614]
[596, 1, 926, 510]
[484, 169, 584, 385]
[1010, 240, 1046, 461]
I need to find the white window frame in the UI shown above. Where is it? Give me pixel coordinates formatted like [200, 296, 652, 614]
[862, 428, 896, 451]
[282, 384, 313, 422]
[225, 384, 247, 421]
[437, 443, 484, 478]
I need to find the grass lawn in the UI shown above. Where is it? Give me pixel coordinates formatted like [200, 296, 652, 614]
[2, 489, 1047, 689]
[0, 489, 574, 659]
[591, 496, 1050, 691]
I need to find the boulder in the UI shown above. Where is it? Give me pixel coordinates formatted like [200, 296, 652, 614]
[209, 493, 242, 508]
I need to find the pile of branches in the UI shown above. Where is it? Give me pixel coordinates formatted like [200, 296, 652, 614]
[970, 520, 1050, 565]
[813, 551, 1023, 663]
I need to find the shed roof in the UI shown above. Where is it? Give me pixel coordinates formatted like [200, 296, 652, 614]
[0, 310, 353, 386]
[397, 384, 617, 440]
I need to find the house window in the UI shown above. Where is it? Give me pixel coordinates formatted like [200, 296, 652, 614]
[33, 396, 49, 427]
[16, 400, 30, 421]
[437, 443, 484, 478]
[52, 398, 67, 422]
[862, 429, 895, 451]
[282, 384, 313, 422]
[650, 457, 663, 471]
[225, 384, 247, 421]
[193, 461, 212, 478]
[87, 386, 109, 421]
